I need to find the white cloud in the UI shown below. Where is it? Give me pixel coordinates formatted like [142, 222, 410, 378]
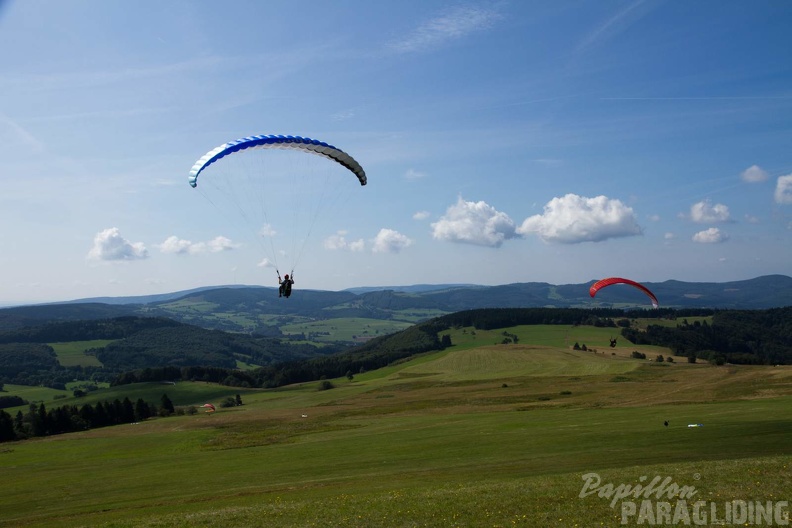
[87, 227, 148, 261]
[740, 165, 768, 183]
[204, 236, 238, 253]
[404, 168, 426, 180]
[389, 6, 501, 54]
[157, 236, 193, 255]
[259, 224, 277, 238]
[372, 228, 412, 253]
[413, 211, 430, 220]
[692, 227, 728, 244]
[647, 214, 660, 222]
[157, 235, 238, 255]
[775, 174, 792, 204]
[324, 231, 365, 252]
[257, 258, 275, 268]
[517, 194, 642, 244]
[431, 196, 517, 247]
[664, 232, 675, 240]
[744, 214, 760, 224]
[690, 199, 731, 223]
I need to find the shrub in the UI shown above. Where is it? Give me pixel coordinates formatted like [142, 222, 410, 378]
[318, 380, 335, 391]
[220, 397, 237, 408]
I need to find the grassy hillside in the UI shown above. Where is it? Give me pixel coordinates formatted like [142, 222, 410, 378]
[280, 317, 414, 343]
[2, 330, 792, 527]
[49, 340, 109, 367]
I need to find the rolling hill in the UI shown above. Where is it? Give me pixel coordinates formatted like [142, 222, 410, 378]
[1, 275, 790, 334]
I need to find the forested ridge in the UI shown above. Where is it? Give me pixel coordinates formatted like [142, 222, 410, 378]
[2, 275, 791, 335]
[0, 316, 182, 343]
[621, 307, 792, 365]
[0, 316, 335, 389]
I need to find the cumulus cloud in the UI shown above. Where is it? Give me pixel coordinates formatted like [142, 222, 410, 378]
[690, 199, 732, 223]
[157, 235, 238, 255]
[257, 258, 275, 268]
[204, 236, 238, 252]
[775, 174, 792, 204]
[372, 228, 412, 253]
[517, 194, 642, 244]
[740, 165, 768, 183]
[413, 211, 430, 220]
[388, 5, 501, 54]
[157, 236, 193, 255]
[324, 231, 365, 252]
[87, 228, 148, 261]
[431, 196, 517, 247]
[259, 224, 277, 238]
[692, 227, 728, 244]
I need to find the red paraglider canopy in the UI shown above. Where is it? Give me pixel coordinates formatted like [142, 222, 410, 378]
[589, 277, 658, 308]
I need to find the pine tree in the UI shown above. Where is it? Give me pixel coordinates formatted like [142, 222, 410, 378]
[0, 410, 16, 442]
[160, 394, 175, 415]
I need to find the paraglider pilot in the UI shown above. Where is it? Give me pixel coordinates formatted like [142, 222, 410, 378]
[278, 273, 294, 298]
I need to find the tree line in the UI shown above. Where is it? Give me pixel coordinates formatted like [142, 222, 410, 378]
[0, 392, 245, 443]
[112, 365, 259, 387]
[0, 393, 169, 442]
[0, 316, 183, 344]
[620, 307, 792, 364]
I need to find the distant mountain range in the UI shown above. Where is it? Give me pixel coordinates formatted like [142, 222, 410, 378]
[1, 275, 790, 333]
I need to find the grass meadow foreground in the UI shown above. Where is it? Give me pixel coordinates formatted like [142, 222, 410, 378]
[2, 325, 791, 527]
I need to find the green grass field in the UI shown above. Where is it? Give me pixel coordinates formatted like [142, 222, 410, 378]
[1, 384, 69, 405]
[2, 326, 791, 527]
[280, 317, 414, 343]
[50, 340, 111, 367]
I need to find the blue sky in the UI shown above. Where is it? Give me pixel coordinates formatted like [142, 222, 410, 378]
[1, 0, 791, 305]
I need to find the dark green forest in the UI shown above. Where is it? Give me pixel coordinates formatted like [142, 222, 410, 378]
[0, 392, 244, 443]
[0, 317, 339, 389]
[621, 307, 792, 365]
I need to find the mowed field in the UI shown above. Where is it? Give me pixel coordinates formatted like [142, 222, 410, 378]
[2, 324, 791, 527]
[50, 341, 110, 367]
